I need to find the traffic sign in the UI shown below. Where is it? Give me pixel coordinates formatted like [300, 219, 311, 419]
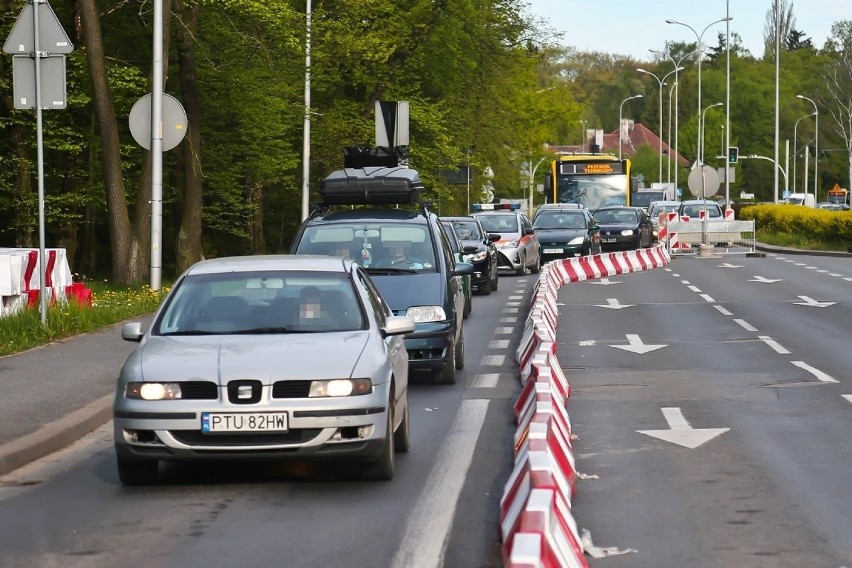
[687, 165, 721, 198]
[129, 93, 188, 151]
[3, 1, 73, 55]
[12, 54, 66, 109]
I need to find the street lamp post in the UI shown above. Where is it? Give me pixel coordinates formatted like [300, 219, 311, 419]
[797, 95, 819, 200]
[667, 82, 676, 184]
[528, 156, 548, 217]
[792, 112, 815, 195]
[618, 94, 643, 160]
[666, 16, 732, 166]
[580, 120, 588, 152]
[301, 0, 312, 221]
[637, 67, 683, 183]
[701, 102, 723, 164]
[650, 48, 699, 196]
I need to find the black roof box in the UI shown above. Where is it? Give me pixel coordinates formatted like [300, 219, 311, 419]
[319, 167, 424, 205]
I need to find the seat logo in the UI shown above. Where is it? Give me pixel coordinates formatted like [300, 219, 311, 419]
[237, 385, 253, 399]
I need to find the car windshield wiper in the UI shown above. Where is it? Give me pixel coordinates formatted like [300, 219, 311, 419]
[365, 266, 417, 274]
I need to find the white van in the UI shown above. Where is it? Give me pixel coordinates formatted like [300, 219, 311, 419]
[786, 193, 816, 207]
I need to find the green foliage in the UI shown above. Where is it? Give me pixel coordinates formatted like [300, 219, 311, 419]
[739, 204, 852, 249]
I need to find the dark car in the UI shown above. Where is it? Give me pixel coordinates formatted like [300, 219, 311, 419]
[592, 206, 654, 250]
[677, 199, 724, 221]
[441, 216, 499, 295]
[290, 166, 473, 385]
[440, 220, 472, 318]
[531, 203, 601, 260]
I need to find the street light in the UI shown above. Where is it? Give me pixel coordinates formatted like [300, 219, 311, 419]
[701, 102, 724, 163]
[580, 120, 588, 152]
[793, 112, 815, 194]
[618, 94, 643, 160]
[528, 156, 549, 217]
[301, 0, 312, 221]
[666, 16, 732, 166]
[637, 66, 683, 183]
[650, 48, 698, 195]
[797, 94, 819, 200]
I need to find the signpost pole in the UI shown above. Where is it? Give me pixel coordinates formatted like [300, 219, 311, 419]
[150, 0, 164, 290]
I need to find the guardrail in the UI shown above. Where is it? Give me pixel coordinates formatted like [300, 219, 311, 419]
[665, 219, 756, 256]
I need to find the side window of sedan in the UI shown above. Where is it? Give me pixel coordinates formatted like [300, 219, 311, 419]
[357, 268, 389, 326]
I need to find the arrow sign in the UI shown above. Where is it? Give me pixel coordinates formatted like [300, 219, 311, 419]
[718, 262, 742, 268]
[595, 298, 634, 310]
[638, 407, 729, 449]
[4, 1, 74, 55]
[590, 277, 619, 286]
[610, 334, 666, 354]
[793, 295, 835, 308]
[749, 276, 781, 283]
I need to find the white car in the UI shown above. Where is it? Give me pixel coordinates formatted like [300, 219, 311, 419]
[113, 255, 414, 484]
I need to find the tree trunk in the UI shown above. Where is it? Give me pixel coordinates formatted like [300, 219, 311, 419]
[76, 0, 133, 283]
[250, 183, 264, 254]
[11, 125, 34, 247]
[174, 0, 203, 271]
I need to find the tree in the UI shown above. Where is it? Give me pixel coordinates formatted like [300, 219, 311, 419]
[821, 21, 852, 193]
[763, 0, 796, 59]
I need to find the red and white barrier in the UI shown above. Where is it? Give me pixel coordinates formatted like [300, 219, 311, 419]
[506, 489, 587, 568]
[0, 248, 91, 316]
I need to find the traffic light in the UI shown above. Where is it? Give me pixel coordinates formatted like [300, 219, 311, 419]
[728, 146, 739, 164]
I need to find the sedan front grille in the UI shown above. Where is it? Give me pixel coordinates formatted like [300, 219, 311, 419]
[170, 429, 322, 447]
[272, 381, 313, 398]
[179, 381, 219, 400]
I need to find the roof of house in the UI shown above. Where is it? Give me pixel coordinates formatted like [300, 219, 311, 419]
[547, 122, 690, 167]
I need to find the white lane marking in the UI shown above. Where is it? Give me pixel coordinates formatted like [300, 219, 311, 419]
[488, 339, 510, 349]
[843, 395, 852, 405]
[793, 296, 836, 308]
[495, 327, 514, 335]
[610, 334, 667, 354]
[714, 305, 733, 316]
[671, 273, 680, 277]
[845, 278, 852, 282]
[472, 374, 501, 388]
[759, 335, 790, 354]
[829, 273, 842, 277]
[805, 266, 818, 270]
[791, 361, 838, 383]
[579, 340, 596, 346]
[700, 294, 716, 303]
[393, 400, 489, 568]
[503, 307, 520, 314]
[637, 407, 729, 449]
[687, 285, 702, 293]
[500, 317, 517, 323]
[681, 280, 691, 285]
[794, 263, 806, 266]
[506, 302, 521, 307]
[733, 319, 758, 332]
[816, 270, 828, 274]
[749, 276, 782, 283]
[481, 354, 506, 366]
[595, 298, 634, 309]
[509, 295, 523, 300]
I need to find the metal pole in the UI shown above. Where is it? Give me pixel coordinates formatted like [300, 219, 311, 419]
[301, 0, 312, 221]
[773, 0, 780, 203]
[725, 0, 731, 213]
[150, 0, 164, 290]
[797, 95, 818, 202]
[466, 150, 470, 214]
[667, 83, 675, 184]
[792, 113, 813, 195]
[33, 0, 46, 322]
[580, 120, 588, 152]
[618, 94, 642, 160]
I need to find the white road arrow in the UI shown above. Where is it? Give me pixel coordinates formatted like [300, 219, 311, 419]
[590, 277, 620, 286]
[595, 298, 634, 310]
[610, 334, 666, 354]
[638, 407, 729, 449]
[749, 276, 782, 283]
[793, 295, 836, 308]
[718, 262, 742, 268]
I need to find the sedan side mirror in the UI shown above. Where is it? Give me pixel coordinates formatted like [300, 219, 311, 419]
[382, 315, 415, 337]
[487, 233, 501, 243]
[122, 322, 145, 342]
[523, 228, 536, 236]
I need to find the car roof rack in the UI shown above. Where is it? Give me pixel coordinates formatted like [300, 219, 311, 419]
[319, 166, 424, 206]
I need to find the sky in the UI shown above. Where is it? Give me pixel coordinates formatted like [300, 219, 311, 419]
[525, 0, 844, 60]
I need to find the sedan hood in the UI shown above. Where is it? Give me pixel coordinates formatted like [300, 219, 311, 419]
[535, 228, 587, 243]
[135, 332, 369, 383]
[597, 223, 637, 234]
[369, 272, 444, 312]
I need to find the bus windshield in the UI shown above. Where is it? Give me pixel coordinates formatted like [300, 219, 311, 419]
[557, 174, 629, 210]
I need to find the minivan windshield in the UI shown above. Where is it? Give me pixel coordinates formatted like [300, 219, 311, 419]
[296, 222, 437, 271]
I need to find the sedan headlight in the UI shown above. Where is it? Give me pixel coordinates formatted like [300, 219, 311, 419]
[126, 382, 182, 400]
[406, 305, 447, 322]
[567, 237, 584, 245]
[620, 229, 635, 236]
[464, 250, 488, 262]
[309, 379, 372, 397]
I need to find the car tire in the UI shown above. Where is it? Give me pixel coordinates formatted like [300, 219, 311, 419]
[361, 410, 395, 481]
[455, 330, 465, 370]
[393, 397, 411, 453]
[117, 456, 158, 486]
[434, 342, 457, 384]
[463, 295, 471, 317]
[479, 272, 492, 295]
[515, 255, 526, 276]
[530, 250, 541, 274]
[490, 267, 499, 291]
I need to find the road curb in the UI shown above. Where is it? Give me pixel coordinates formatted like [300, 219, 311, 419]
[0, 394, 112, 477]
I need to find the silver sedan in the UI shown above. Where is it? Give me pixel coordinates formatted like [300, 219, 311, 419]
[113, 255, 414, 484]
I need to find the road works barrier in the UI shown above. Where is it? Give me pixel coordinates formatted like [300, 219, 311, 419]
[0, 248, 92, 317]
[500, 245, 671, 567]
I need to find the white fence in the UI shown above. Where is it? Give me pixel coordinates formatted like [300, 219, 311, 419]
[665, 220, 756, 256]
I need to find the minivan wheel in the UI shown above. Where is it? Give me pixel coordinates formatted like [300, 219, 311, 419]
[435, 343, 457, 384]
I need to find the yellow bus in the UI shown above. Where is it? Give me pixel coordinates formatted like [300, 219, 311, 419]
[544, 153, 633, 210]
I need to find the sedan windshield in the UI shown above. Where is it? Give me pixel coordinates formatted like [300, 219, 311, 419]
[477, 214, 518, 233]
[594, 209, 637, 224]
[155, 271, 365, 335]
[533, 212, 586, 230]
